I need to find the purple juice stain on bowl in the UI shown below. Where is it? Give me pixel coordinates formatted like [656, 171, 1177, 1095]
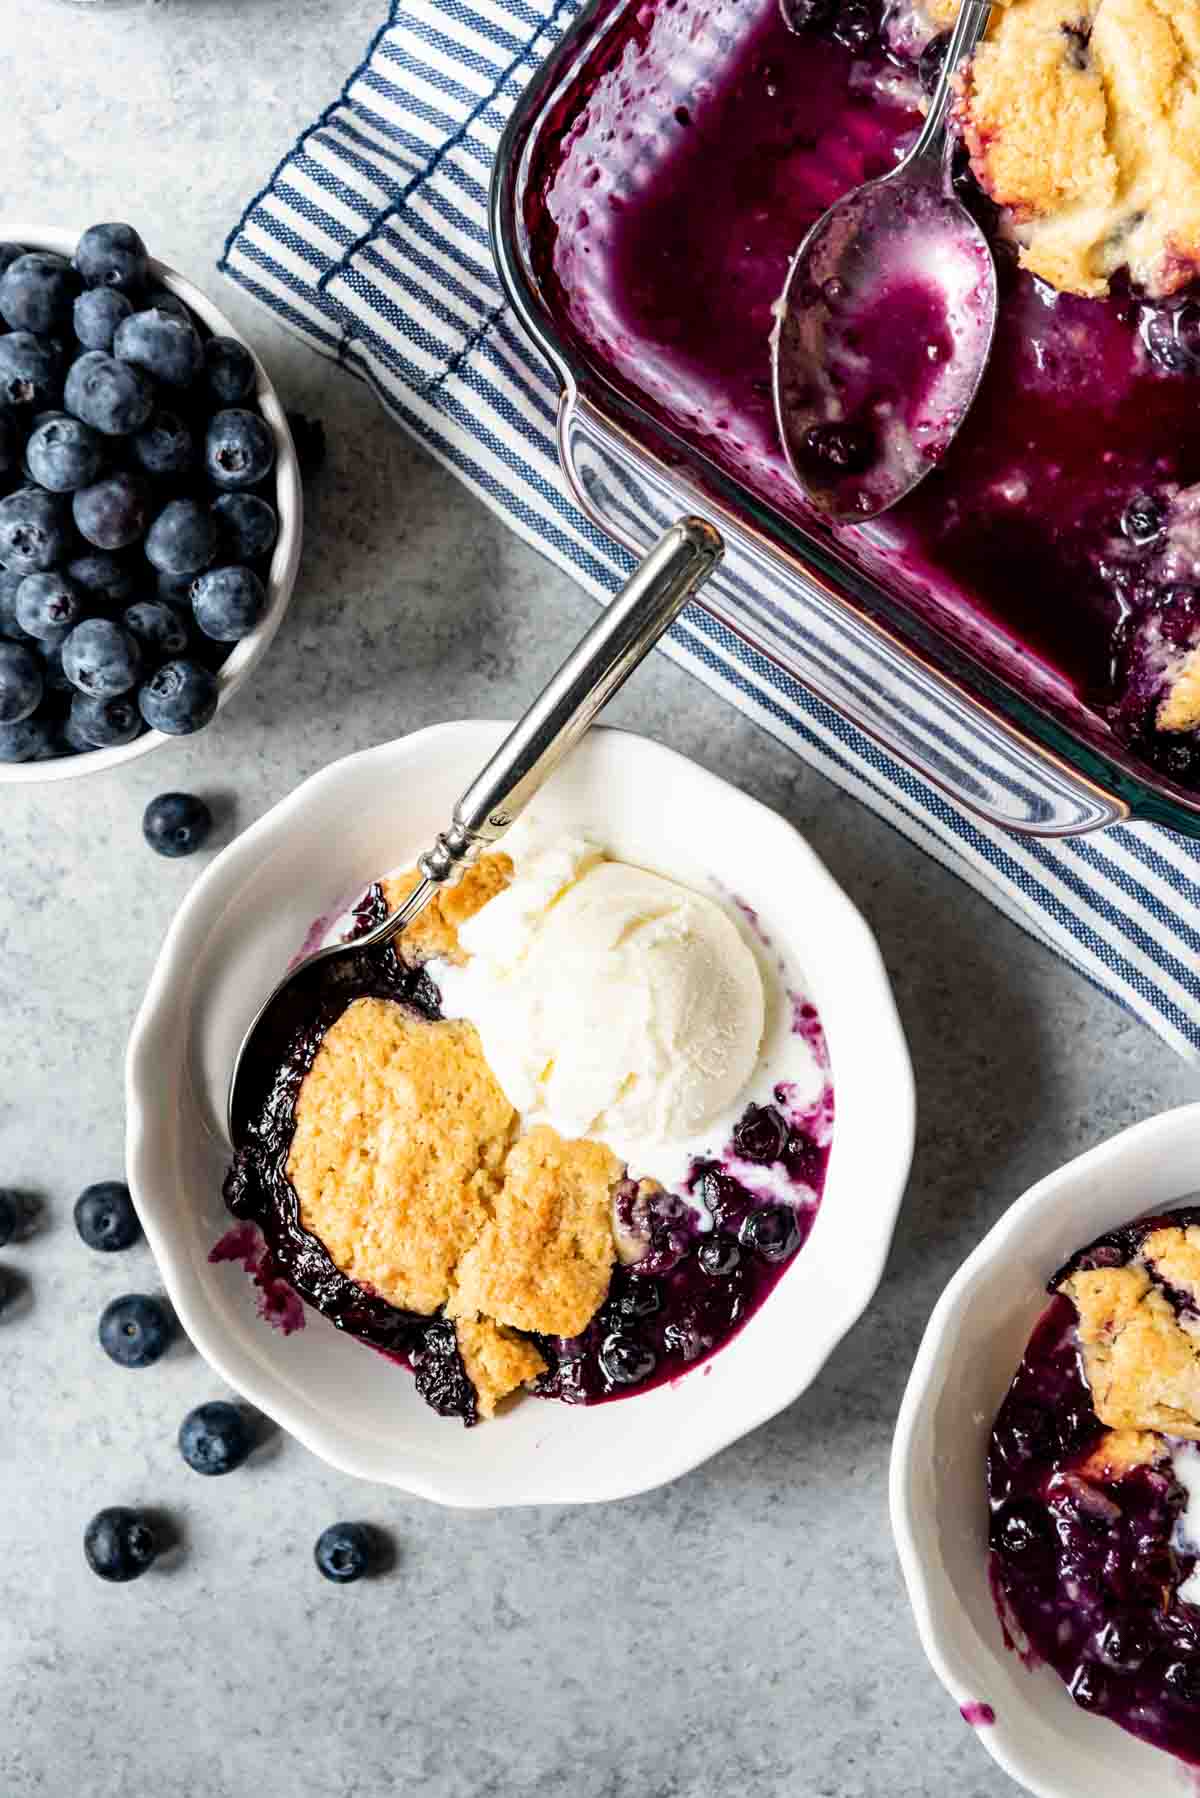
[209, 1222, 306, 1336]
[959, 1702, 995, 1728]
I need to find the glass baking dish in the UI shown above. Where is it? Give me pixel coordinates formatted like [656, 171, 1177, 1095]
[490, 0, 1200, 840]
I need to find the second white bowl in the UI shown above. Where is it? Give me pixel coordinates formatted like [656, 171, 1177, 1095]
[126, 722, 914, 1506]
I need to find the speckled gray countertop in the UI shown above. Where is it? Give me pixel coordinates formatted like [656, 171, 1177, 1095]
[3, 4, 1197, 1793]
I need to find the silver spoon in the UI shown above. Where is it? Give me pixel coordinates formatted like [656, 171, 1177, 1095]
[773, 0, 997, 522]
[226, 516, 723, 1145]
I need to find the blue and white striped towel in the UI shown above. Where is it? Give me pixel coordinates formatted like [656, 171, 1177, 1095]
[221, 0, 1200, 1059]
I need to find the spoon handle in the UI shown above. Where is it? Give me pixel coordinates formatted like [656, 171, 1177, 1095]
[909, 0, 992, 173]
[390, 517, 722, 925]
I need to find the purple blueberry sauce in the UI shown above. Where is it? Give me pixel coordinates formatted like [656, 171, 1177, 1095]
[959, 1702, 995, 1728]
[219, 884, 833, 1422]
[988, 1208, 1200, 1766]
[526, 0, 1200, 781]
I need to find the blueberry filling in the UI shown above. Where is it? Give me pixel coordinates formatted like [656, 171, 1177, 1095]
[221, 883, 833, 1419]
[988, 1206, 1200, 1766]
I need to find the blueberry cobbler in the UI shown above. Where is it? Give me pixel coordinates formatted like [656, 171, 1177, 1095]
[528, 0, 1200, 783]
[220, 820, 833, 1424]
[988, 1210, 1200, 1765]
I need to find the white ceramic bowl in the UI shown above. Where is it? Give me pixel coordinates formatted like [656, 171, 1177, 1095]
[891, 1103, 1200, 1798]
[126, 722, 914, 1506]
[0, 222, 303, 782]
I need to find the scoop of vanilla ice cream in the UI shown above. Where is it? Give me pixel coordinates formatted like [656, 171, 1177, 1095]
[435, 830, 765, 1156]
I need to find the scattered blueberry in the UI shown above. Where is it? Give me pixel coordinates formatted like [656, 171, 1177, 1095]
[285, 410, 326, 480]
[98, 1293, 171, 1368]
[0, 641, 42, 722]
[314, 1522, 376, 1584]
[205, 408, 275, 490]
[142, 287, 189, 321]
[0, 715, 57, 761]
[24, 411, 106, 491]
[62, 617, 142, 697]
[69, 690, 144, 748]
[142, 791, 212, 857]
[0, 332, 61, 411]
[191, 565, 266, 640]
[64, 352, 154, 437]
[16, 572, 85, 639]
[205, 336, 256, 407]
[0, 243, 25, 278]
[738, 1204, 802, 1262]
[0, 487, 71, 572]
[131, 408, 194, 478]
[598, 1333, 657, 1387]
[83, 1507, 158, 1582]
[212, 492, 277, 562]
[114, 308, 204, 390]
[74, 223, 149, 294]
[0, 252, 79, 335]
[67, 550, 136, 608]
[1122, 493, 1165, 547]
[138, 658, 218, 735]
[123, 600, 188, 660]
[145, 498, 217, 577]
[74, 1180, 141, 1251]
[73, 287, 134, 353]
[178, 1400, 251, 1475]
[73, 471, 151, 549]
[0, 1190, 19, 1247]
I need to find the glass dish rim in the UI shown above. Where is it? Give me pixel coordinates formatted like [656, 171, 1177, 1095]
[489, 0, 1200, 841]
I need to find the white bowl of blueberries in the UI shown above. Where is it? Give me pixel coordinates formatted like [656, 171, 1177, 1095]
[0, 222, 302, 778]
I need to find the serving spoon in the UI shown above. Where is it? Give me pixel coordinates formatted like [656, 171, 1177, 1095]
[226, 516, 723, 1145]
[773, 0, 997, 521]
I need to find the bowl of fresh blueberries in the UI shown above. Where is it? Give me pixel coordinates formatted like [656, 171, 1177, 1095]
[0, 221, 302, 779]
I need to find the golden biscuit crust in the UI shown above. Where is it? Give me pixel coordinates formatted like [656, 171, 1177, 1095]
[1076, 1428, 1166, 1481]
[287, 996, 516, 1314]
[455, 1314, 547, 1418]
[450, 1125, 620, 1337]
[382, 851, 513, 966]
[1060, 1248, 1200, 1439]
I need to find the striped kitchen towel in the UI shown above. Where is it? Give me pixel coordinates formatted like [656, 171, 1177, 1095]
[221, 0, 1200, 1059]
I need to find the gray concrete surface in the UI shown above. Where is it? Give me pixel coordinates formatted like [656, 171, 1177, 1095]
[2, 2, 1197, 1793]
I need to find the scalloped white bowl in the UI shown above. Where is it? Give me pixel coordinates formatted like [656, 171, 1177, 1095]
[126, 722, 914, 1505]
[0, 222, 302, 782]
[891, 1103, 1200, 1798]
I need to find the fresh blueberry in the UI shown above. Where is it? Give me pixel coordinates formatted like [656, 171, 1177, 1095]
[598, 1333, 657, 1387]
[0, 715, 57, 761]
[0, 641, 42, 722]
[698, 1236, 741, 1276]
[1122, 494, 1165, 547]
[918, 30, 951, 94]
[73, 287, 134, 352]
[0, 1189, 19, 1246]
[69, 690, 143, 748]
[205, 409, 276, 490]
[99, 1293, 171, 1368]
[73, 472, 151, 549]
[114, 309, 203, 390]
[314, 1522, 376, 1584]
[142, 287, 190, 322]
[156, 567, 196, 606]
[74, 223, 149, 294]
[205, 336, 256, 407]
[191, 564, 266, 640]
[0, 569, 24, 639]
[0, 252, 79, 335]
[16, 572, 85, 639]
[62, 617, 142, 697]
[0, 243, 25, 278]
[123, 600, 188, 660]
[64, 351, 154, 437]
[990, 1498, 1054, 1564]
[142, 790, 212, 857]
[131, 408, 194, 478]
[737, 1203, 802, 1262]
[285, 411, 326, 480]
[66, 549, 136, 608]
[212, 492, 277, 562]
[74, 1180, 140, 1251]
[0, 332, 61, 411]
[178, 1400, 251, 1475]
[732, 1103, 790, 1164]
[83, 1507, 158, 1583]
[138, 658, 218, 735]
[39, 640, 73, 692]
[145, 498, 217, 577]
[0, 486, 71, 572]
[24, 412, 106, 492]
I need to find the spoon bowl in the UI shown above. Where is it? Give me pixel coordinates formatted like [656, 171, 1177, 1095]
[773, 0, 996, 521]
